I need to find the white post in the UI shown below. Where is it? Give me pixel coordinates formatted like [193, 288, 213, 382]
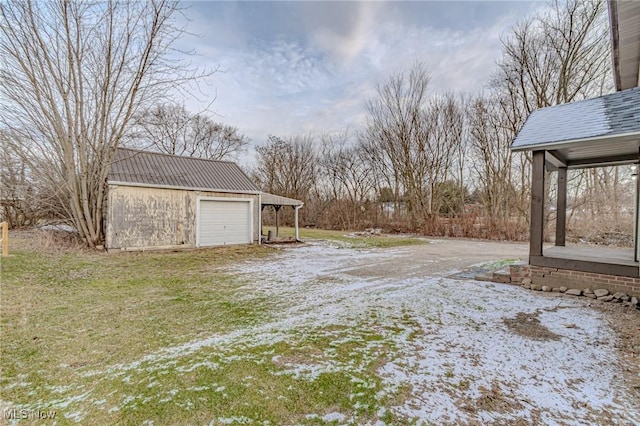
[294, 206, 299, 241]
[258, 193, 262, 245]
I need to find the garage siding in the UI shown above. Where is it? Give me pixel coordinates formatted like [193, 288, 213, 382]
[105, 185, 259, 250]
[198, 199, 252, 246]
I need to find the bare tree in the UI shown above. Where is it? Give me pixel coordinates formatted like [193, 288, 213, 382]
[131, 103, 248, 160]
[0, 0, 204, 247]
[254, 134, 318, 201]
[319, 131, 375, 229]
[362, 63, 465, 228]
[494, 0, 610, 114]
[424, 93, 465, 216]
[465, 0, 612, 237]
[467, 95, 517, 224]
[363, 63, 432, 227]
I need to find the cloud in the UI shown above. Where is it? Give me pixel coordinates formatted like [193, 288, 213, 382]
[310, 1, 382, 63]
[171, 1, 544, 167]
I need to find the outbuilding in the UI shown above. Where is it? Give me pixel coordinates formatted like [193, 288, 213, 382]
[106, 148, 263, 251]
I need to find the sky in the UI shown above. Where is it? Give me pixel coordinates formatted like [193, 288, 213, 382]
[174, 1, 545, 165]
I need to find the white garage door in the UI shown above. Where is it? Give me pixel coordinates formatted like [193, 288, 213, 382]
[198, 199, 252, 246]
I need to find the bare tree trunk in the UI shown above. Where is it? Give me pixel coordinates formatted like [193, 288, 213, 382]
[1, 0, 207, 247]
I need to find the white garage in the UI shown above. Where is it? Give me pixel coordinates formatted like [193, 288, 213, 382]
[197, 198, 253, 247]
[106, 148, 262, 251]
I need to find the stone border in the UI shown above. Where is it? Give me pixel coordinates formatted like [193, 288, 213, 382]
[520, 277, 639, 308]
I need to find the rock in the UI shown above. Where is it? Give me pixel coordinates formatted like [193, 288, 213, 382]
[612, 292, 626, 300]
[621, 295, 631, 302]
[542, 286, 552, 292]
[584, 293, 597, 299]
[552, 287, 561, 292]
[522, 283, 531, 289]
[631, 297, 639, 305]
[531, 284, 542, 291]
[522, 277, 532, 285]
[559, 286, 568, 293]
[566, 289, 582, 296]
[597, 295, 614, 302]
[583, 288, 594, 294]
[623, 301, 634, 307]
[594, 289, 609, 298]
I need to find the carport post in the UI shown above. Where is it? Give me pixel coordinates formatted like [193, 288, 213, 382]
[294, 206, 300, 241]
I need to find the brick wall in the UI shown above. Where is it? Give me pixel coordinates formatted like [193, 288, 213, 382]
[509, 264, 531, 282]
[527, 265, 640, 298]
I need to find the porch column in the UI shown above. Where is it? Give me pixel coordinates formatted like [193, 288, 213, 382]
[555, 167, 567, 247]
[530, 150, 545, 257]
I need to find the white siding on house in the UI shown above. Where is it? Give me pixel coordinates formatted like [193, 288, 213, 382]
[197, 198, 252, 246]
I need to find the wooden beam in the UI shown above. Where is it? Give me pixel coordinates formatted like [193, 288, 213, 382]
[530, 151, 545, 257]
[545, 150, 567, 170]
[530, 255, 639, 278]
[555, 167, 567, 247]
[567, 153, 639, 169]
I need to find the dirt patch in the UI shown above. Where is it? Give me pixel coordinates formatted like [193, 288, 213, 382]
[503, 310, 561, 341]
[591, 302, 640, 398]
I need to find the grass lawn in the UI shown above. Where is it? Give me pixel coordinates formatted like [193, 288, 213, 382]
[264, 226, 427, 249]
[1, 231, 635, 425]
[0, 230, 426, 424]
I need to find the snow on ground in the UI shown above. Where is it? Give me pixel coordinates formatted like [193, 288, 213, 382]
[23, 241, 639, 424]
[223, 241, 638, 424]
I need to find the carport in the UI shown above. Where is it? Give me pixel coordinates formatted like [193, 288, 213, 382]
[260, 193, 304, 242]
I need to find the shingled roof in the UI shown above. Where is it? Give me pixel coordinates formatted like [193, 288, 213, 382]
[511, 86, 640, 151]
[109, 148, 260, 193]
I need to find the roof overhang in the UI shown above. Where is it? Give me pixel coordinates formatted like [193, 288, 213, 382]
[512, 131, 640, 169]
[107, 180, 261, 195]
[609, 0, 640, 90]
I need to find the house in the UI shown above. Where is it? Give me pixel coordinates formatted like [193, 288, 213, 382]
[106, 147, 302, 251]
[510, 0, 640, 297]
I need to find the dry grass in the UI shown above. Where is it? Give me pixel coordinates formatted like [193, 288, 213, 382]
[265, 226, 427, 249]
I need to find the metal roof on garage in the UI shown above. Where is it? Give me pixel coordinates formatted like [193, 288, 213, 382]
[510, 86, 640, 168]
[109, 147, 260, 193]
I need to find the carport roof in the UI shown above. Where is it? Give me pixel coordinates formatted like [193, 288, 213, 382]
[109, 148, 260, 193]
[261, 193, 303, 207]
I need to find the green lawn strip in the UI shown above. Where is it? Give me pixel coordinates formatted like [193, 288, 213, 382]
[264, 226, 427, 249]
[10, 317, 417, 424]
[0, 246, 272, 409]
